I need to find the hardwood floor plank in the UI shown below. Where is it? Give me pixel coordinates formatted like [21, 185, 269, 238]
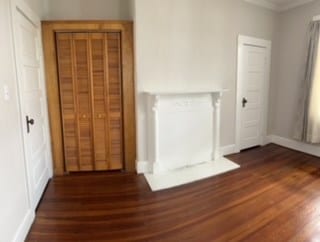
[26, 144, 320, 241]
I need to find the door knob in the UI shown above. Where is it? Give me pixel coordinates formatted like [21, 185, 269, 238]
[26, 115, 35, 133]
[242, 98, 248, 108]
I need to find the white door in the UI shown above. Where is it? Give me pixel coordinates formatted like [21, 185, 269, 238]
[12, 7, 52, 209]
[238, 42, 270, 151]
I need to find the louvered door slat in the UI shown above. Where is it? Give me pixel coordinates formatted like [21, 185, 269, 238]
[56, 32, 123, 172]
[90, 33, 109, 170]
[56, 33, 79, 172]
[106, 33, 123, 170]
[73, 33, 94, 171]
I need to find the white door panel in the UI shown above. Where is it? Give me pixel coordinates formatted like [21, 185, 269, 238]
[23, 66, 40, 91]
[240, 45, 267, 150]
[13, 9, 52, 210]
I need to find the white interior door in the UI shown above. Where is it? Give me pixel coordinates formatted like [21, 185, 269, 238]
[13, 7, 52, 210]
[238, 44, 269, 150]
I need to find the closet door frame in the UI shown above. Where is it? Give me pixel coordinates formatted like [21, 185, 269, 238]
[42, 21, 136, 175]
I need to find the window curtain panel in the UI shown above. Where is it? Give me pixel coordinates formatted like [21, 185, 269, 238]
[294, 21, 320, 144]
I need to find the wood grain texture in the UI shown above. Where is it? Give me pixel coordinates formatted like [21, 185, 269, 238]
[90, 33, 110, 171]
[42, 23, 65, 175]
[42, 21, 136, 175]
[56, 32, 123, 172]
[56, 33, 79, 171]
[26, 144, 320, 241]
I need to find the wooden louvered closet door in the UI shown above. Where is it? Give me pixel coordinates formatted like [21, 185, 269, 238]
[56, 32, 123, 172]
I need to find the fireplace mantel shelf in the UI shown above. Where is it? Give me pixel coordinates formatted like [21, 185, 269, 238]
[143, 89, 228, 96]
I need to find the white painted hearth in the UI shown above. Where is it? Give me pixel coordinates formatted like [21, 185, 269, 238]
[138, 90, 226, 174]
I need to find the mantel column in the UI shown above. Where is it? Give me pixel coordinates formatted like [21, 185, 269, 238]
[152, 95, 162, 174]
[213, 92, 222, 160]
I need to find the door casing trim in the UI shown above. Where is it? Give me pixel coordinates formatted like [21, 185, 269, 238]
[42, 21, 136, 175]
[11, 0, 53, 204]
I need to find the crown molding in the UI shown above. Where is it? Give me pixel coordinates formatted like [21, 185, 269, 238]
[245, 0, 278, 11]
[278, 0, 314, 11]
[244, 0, 314, 12]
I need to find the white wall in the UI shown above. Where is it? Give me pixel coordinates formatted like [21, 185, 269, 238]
[43, 0, 133, 20]
[134, 0, 278, 162]
[24, 0, 43, 16]
[270, 1, 320, 139]
[0, 0, 40, 241]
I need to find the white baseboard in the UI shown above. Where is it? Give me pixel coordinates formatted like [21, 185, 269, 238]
[136, 160, 152, 174]
[267, 135, 320, 157]
[13, 209, 35, 242]
[264, 135, 273, 145]
[138, 136, 320, 174]
[220, 144, 237, 156]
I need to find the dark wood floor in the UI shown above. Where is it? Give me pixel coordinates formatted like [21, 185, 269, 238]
[27, 144, 320, 241]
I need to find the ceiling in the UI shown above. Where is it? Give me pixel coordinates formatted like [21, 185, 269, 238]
[267, 0, 296, 4]
[245, 0, 314, 11]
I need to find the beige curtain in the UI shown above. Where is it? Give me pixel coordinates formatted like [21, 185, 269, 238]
[295, 21, 320, 144]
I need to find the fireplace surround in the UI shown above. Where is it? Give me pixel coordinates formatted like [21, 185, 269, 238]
[137, 89, 226, 174]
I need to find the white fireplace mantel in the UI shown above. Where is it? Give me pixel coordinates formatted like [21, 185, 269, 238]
[138, 89, 227, 174]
